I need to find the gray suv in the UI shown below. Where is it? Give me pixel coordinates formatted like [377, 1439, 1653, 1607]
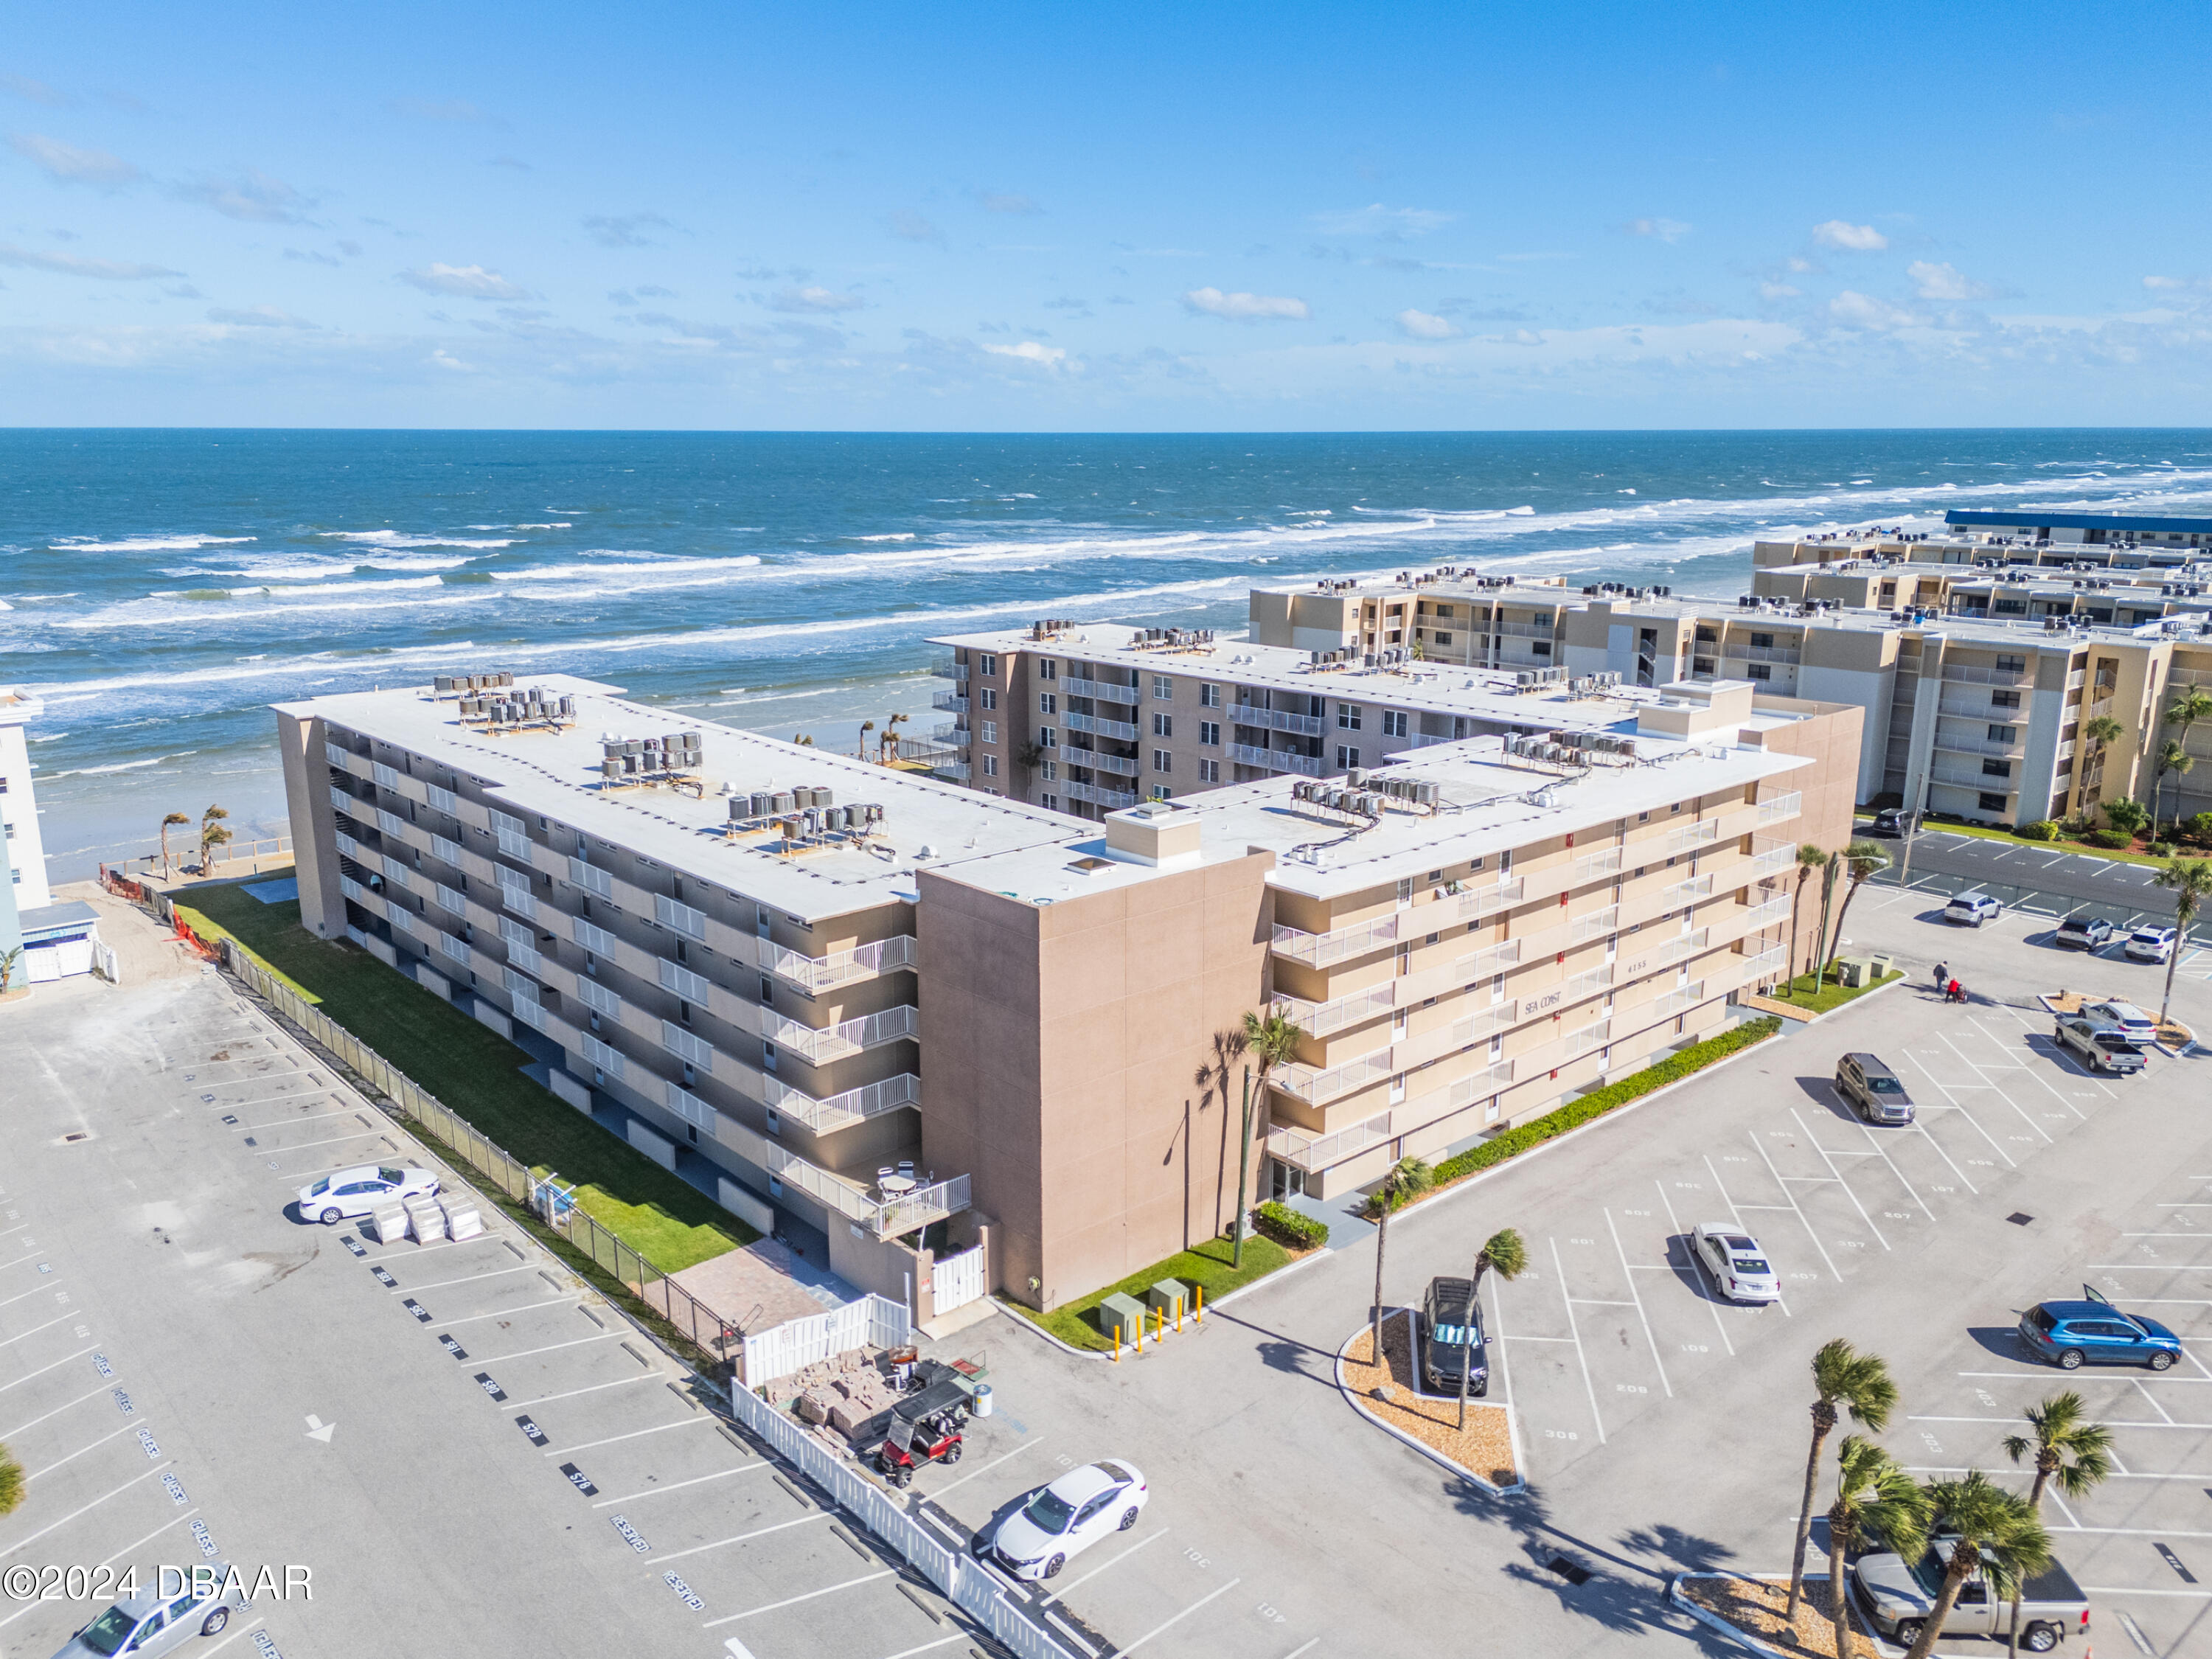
[1835, 1052, 1916, 1124]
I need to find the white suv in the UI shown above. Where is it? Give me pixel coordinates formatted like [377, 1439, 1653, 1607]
[2124, 925, 2177, 964]
[1944, 891, 2001, 926]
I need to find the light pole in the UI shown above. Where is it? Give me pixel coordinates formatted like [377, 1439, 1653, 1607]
[1231, 1065, 1253, 1267]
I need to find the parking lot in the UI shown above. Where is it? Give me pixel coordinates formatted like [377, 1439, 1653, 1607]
[0, 906, 978, 1659]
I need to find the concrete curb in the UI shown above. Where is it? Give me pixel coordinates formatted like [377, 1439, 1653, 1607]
[1331, 1315, 1522, 1498]
[1752, 972, 1905, 1027]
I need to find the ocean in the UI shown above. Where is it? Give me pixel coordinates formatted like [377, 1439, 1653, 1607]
[7, 427, 2211, 881]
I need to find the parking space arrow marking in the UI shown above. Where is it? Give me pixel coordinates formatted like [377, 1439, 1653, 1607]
[304, 1414, 335, 1443]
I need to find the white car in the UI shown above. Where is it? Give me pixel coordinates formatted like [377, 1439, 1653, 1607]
[986, 1460, 1149, 1581]
[2081, 1000, 2157, 1043]
[2124, 926, 2177, 964]
[1692, 1222, 1781, 1304]
[298, 1164, 439, 1225]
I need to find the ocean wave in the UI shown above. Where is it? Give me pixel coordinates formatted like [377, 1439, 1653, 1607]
[852, 533, 917, 543]
[41, 750, 196, 779]
[318, 529, 520, 549]
[50, 534, 257, 553]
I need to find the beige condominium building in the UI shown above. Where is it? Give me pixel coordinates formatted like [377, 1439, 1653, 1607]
[274, 669, 1851, 1312]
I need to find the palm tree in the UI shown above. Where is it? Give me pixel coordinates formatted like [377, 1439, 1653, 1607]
[1458, 1228, 1528, 1429]
[1809, 849, 1842, 995]
[1787, 1338, 1900, 1619]
[2163, 684, 2212, 822]
[883, 711, 909, 762]
[159, 810, 190, 880]
[1825, 1436, 1930, 1659]
[0, 1441, 21, 1516]
[1822, 840, 1892, 987]
[2150, 858, 2212, 1028]
[858, 718, 875, 759]
[2154, 739, 2193, 837]
[1899, 1471, 2051, 1659]
[2001, 1391, 2112, 1659]
[0, 945, 21, 995]
[1365, 1155, 1434, 1366]
[1787, 842, 1826, 996]
[2101, 795, 2150, 842]
[198, 805, 231, 872]
[1235, 1009, 1304, 1267]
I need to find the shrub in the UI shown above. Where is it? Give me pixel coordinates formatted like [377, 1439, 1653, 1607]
[1253, 1200, 1329, 1251]
[2189, 812, 2212, 847]
[2014, 820, 2056, 841]
[0, 1444, 21, 1517]
[1430, 1017, 1784, 1189]
[2148, 841, 2175, 857]
[2084, 828, 2135, 850]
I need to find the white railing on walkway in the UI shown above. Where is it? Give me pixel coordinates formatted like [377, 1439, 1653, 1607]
[1265, 1109, 1394, 1173]
[1271, 981, 1397, 1037]
[766, 934, 918, 991]
[1271, 911, 1401, 967]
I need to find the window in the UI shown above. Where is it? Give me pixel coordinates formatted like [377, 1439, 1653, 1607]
[1197, 759, 1220, 783]
[1435, 632, 1452, 646]
[1040, 792, 1059, 810]
[978, 653, 998, 676]
[1981, 758, 2011, 778]
[1337, 702, 1363, 730]
[1152, 749, 1172, 773]
[1746, 664, 1772, 681]
[982, 754, 999, 778]
[1335, 744, 1360, 768]
[1152, 712, 1173, 738]
[1750, 632, 1773, 649]
[1039, 726, 1057, 748]
[1433, 603, 1454, 619]
[979, 686, 997, 711]
[1200, 683, 1221, 708]
[1978, 790, 2009, 812]
[1040, 759, 1057, 780]
[1199, 720, 1220, 746]
[1381, 710, 1408, 738]
[1694, 626, 1717, 644]
[1532, 641, 1551, 657]
[981, 720, 998, 745]
[1986, 723, 2017, 742]
[1990, 689, 2020, 709]
[1038, 659, 1057, 681]
[1152, 675, 1174, 700]
[1995, 654, 2025, 673]
[1039, 692, 1057, 714]
[1150, 785, 1172, 801]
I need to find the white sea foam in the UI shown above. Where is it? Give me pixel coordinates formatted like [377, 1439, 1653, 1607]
[853, 533, 917, 542]
[50, 535, 258, 553]
[318, 530, 519, 549]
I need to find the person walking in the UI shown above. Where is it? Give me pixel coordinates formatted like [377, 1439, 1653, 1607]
[1933, 961, 1948, 992]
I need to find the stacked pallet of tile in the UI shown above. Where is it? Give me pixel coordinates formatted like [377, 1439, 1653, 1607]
[404, 1193, 447, 1243]
[438, 1192, 484, 1241]
[367, 1202, 408, 1245]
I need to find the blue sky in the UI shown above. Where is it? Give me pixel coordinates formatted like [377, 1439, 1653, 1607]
[2, 1, 2207, 430]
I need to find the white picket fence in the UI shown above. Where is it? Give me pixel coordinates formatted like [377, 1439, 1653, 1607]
[720, 1377, 1077, 1659]
[741, 1293, 913, 1388]
[933, 1243, 987, 1315]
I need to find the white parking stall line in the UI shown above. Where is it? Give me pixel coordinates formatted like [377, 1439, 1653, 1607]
[0, 1506, 194, 1635]
[0, 1282, 59, 1312]
[257, 1129, 394, 1157]
[2121, 1233, 2212, 1240]
[0, 1462, 174, 1562]
[1936, 1032, 2054, 1145]
[1, 1382, 116, 1442]
[0, 1225, 27, 1242]
[1110, 1575, 1244, 1656]
[1851, 1119, 1936, 1222]
[1912, 1413, 2212, 1430]
[470, 1331, 630, 1365]
[1744, 1136, 1846, 1282]
[1894, 1048, 2017, 1169]
[0, 1251, 52, 1273]
[212, 1088, 326, 1112]
[427, 1295, 581, 1329]
[702, 1567, 900, 1627]
[1655, 1179, 1733, 1355]
[229, 1107, 358, 1132]
[1549, 1236, 1606, 1444]
[927, 1435, 1046, 1498]
[0, 1346, 100, 1397]
[1701, 1156, 1748, 1228]
[2134, 1380, 2176, 1422]
[389, 1262, 542, 1293]
[193, 1616, 267, 1658]
[1955, 1370, 2209, 1385]
[659, 1509, 830, 1565]
[24, 1422, 139, 1481]
[880, 1635, 976, 1659]
[1037, 1526, 1166, 1607]
[2084, 1586, 2212, 1599]
[1785, 1110, 1889, 1249]
[551, 1415, 717, 1456]
[1604, 1209, 1672, 1397]
[590, 1461, 768, 1507]
[0, 1312, 81, 1351]
[508, 1374, 662, 1410]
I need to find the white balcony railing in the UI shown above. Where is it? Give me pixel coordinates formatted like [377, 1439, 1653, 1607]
[1661, 873, 1715, 907]
[1075, 749, 1141, 778]
[765, 1005, 921, 1065]
[931, 692, 969, 714]
[1568, 905, 1620, 945]
[936, 760, 973, 782]
[1564, 963, 1614, 999]
[1272, 981, 1397, 1037]
[1563, 1020, 1612, 1058]
[1666, 819, 1720, 855]
[1064, 710, 1138, 742]
[1229, 742, 1326, 778]
[1271, 911, 1402, 967]
[1233, 704, 1327, 738]
[762, 1071, 921, 1134]
[1063, 675, 1141, 706]
[765, 934, 917, 992]
[1456, 937, 1522, 979]
[1658, 928, 1709, 964]
[1447, 1059, 1516, 1107]
[1742, 894, 1792, 930]
[1748, 841, 1795, 880]
[1654, 981, 1705, 1018]
[1269, 1046, 1398, 1107]
[1455, 877, 1526, 919]
[1942, 662, 2035, 688]
[1266, 1110, 1394, 1174]
[1756, 790, 1803, 825]
[1738, 945, 1787, 982]
[929, 658, 970, 682]
[1062, 779, 1138, 810]
[1453, 1000, 1519, 1043]
[1574, 847, 1623, 882]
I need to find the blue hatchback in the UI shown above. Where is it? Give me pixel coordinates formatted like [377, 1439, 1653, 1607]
[2019, 1301, 2182, 1371]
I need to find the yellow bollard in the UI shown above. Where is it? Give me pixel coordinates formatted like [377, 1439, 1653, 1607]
[1194, 1284, 1204, 1324]
[1113, 1324, 1121, 1363]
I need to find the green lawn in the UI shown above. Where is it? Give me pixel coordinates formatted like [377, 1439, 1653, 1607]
[1001, 1231, 1299, 1353]
[1762, 964, 1905, 1018]
[181, 883, 752, 1271]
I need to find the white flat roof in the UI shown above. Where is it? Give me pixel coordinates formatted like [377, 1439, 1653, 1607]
[277, 675, 1092, 923]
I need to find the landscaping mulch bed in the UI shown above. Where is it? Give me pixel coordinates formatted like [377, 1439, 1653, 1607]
[1680, 1573, 1883, 1659]
[1340, 1312, 1515, 1487]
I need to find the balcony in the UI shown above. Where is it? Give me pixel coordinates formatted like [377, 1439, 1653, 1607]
[1270, 1046, 1398, 1107]
[1065, 710, 1138, 742]
[931, 723, 970, 746]
[1741, 894, 1792, 930]
[1738, 945, 1787, 981]
[1564, 963, 1614, 999]
[1456, 937, 1522, 979]
[1568, 905, 1620, 945]
[1266, 1110, 1394, 1175]
[1723, 641, 1802, 665]
[1453, 999, 1519, 1042]
[1063, 675, 1141, 706]
[1563, 1020, 1611, 1058]
[1229, 742, 1326, 778]
[1079, 749, 1141, 777]
[762, 1070, 921, 1134]
[1933, 731, 2026, 759]
[765, 934, 917, 992]
[1232, 703, 1326, 738]
[931, 692, 969, 715]
[935, 760, 973, 783]
[1657, 928, 1710, 964]
[930, 658, 970, 682]
[1574, 847, 1623, 882]
[1666, 819, 1720, 855]
[1064, 779, 1138, 809]
[1271, 911, 1401, 968]
[1757, 790, 1802, 824]
[1942, 662, 2035, 688]
[1748, 840, 1795, 880]
[1272, 981, 1397, 1037]
[1453, 876, 1526, 919]
[1661, 873, 1714, 907]
[765, 1153, 970, 1238]
[765, 1005, 920, 1065]
[1653, 981, 1705, 1019]
[1931, 762, 2016, 790]
[1447, 1059, 1516, 1105]
[1494, 619, 1554, 639]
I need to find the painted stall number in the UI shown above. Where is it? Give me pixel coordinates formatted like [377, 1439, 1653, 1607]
[1542, 1429, 1580, 1441]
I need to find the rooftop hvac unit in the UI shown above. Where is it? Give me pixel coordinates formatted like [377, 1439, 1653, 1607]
[824, 806, 846, 830]
[1411, 780, 1438, 806]
[559, 695, 577, 718]
[1346, 767, 1368, 787]
[771, 790, 795, 815]
[604, 759, 623, 781]
[748, 791, 773, 817]
[728, 796, 747, 820]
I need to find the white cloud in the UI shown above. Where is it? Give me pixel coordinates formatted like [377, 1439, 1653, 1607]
[1907, 260, 1994, 301]
[1183, 287, 1310, 321]
[1812, 220, 1888, 252]
[889, 211, 942, 243]
[1623, 216, 1691, 243]
[1395, 308, 1458, 340]
[767, 285, 864, 313]
[1760, 282, 1801, 299]
[582, 212, 672, 248]
[0, 241, 176, 279]
[978, 192, 1042, 215]
[206, 305, 315, 328]
[175, 170, 312, 223]
[2141, 274, 2206, 293]
[1312, 204, 1456, 237]
[10, 131, 139, 186]
[1, 74, 68, 107]
[398, 262, 532, 300]
[1828, 291, 1920, 330]
[982, 340, 1066, 367]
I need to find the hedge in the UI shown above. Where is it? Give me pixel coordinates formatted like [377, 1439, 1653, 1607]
[1253, 1200, 1329, 1250]
[1428, 1016, 1784, 1189]
[2084, 828, 2134, 849]
[2013, 820, 2056, 842]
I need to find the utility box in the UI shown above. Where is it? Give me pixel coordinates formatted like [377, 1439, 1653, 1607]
[1868, 955, 1894, 979]
[1835, 957, 1871, 988]
[1146, 1280, 1187, 1321]
[1098, 1293, 1150, 1344]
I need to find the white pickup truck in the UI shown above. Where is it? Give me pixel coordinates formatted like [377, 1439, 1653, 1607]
[1853, 1546, 2090, 1652]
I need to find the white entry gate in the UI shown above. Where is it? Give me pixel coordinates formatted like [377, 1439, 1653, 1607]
[933, 1243, 986, 1315]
